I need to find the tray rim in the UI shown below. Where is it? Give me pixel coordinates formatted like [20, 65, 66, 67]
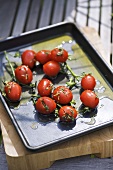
[0, 21, 113, 151]
[0, 21, 113, 85]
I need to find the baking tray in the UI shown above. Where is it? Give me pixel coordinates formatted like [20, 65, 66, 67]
[0, 21, 113, 151]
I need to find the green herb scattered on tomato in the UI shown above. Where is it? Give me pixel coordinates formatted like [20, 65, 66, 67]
[2, 47, 100, 125]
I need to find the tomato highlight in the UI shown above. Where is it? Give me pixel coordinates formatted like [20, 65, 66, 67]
[81, 74, 96, 90]
[52, 86, 73, 104]
[43, 60, 60, 77]
[4, 81, 22, 102]
[35, 97, 56, 114]
[80, 90, 99, 109]
[59, 106, 78, 122]
[37, 79, 53, 97]
[15, 65, 33, 85]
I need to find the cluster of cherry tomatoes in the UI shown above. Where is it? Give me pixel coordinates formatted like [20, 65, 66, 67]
[3, 48, 99, 123]
[36, 80, 78, 122]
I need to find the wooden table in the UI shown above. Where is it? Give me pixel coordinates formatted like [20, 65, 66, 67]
[0, 26, 113, 170]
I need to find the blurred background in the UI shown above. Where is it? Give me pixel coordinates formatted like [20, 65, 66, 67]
[0, 0, 113, 65]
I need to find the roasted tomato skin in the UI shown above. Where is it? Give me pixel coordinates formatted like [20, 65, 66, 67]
[21, 50, 36, 69]
[59, 106, 78, 122]
[35, 50, 51, 64]
[52, 86, 73, 104]
[4, 81, 22, 102]
[81, 74, 96, 90]
[35, 97, 56, 114]
[15, 65, 33, 85]
[50, 48, 68, 63]
[37, 79, 53, 97]
[80, 90, 99, 109]
[43, 61, 60, 77]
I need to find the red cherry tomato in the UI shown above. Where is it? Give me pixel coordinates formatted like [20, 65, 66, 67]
[80, 90, 99, 109]
[81, 74, 96, 90]
[43, 61, 60, 77]
[35, 50, 51, 64]
[21, 50, 36, 69]
[59, 106, 78, 122]
[37, 79, 53, 96]
[4, 81, 22, 102]
[35, 97, 56, 114]
[15, 65, 33, 85]
[52, 86, 73, 104]
[51, 48, 68, 63]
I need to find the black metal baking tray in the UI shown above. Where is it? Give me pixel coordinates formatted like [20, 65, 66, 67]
[0, 21, 113, 151]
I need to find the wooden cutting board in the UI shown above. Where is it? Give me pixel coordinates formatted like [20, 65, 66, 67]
[0, 27, 113, 170]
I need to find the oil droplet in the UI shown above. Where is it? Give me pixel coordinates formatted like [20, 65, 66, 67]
[57, 44, 63, 48]
[13, 105, 20, 110]
[55, 117, 60, 123]
[69, 40, 73, 43]
[96, 80, 101, 85]
[98, 104, 104, 109]
[97, 86, 106, 93]
[81, 117, 96, 125]
[30, 122, 38, 130]
[62, 41, 65, 44]
[33, 110, 37, 114]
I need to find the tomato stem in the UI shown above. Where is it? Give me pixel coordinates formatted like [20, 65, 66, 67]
[4, 51, 16, 81]
[79, 106, 92, 114]
[30, 94, 40, 104]
[57, 48, 63, 56]
[54, 108, 59, 117]
[68, 55, 72, 60]
[70, 99, 76, 106]
[66, 77, 76, 88]
[57, 103, 62, 108]
[31, 94, 40, 98]
[64, 62, 79, 81]
[7, 51, 20, 58]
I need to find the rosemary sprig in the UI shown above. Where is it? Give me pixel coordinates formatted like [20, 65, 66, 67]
[64, 62, 80, 81]
[4, 51, 16, 81]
